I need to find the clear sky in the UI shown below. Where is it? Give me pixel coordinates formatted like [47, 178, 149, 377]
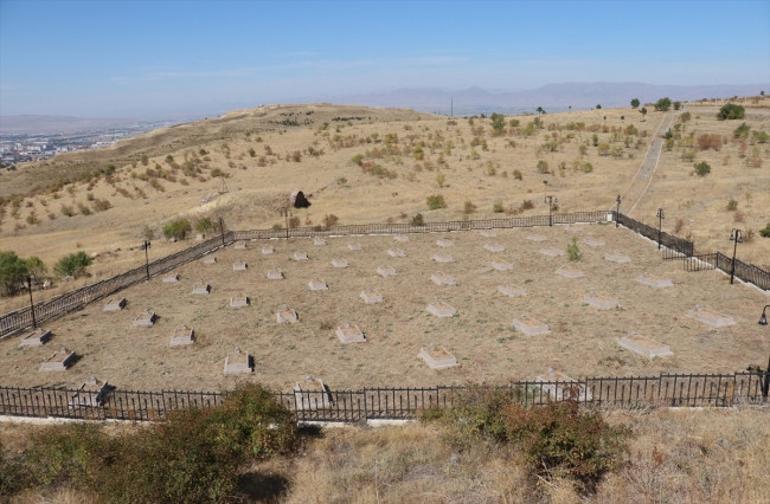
[1, 0, 768, 118]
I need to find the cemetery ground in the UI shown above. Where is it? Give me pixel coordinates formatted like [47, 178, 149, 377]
[1, 221, 767, 392]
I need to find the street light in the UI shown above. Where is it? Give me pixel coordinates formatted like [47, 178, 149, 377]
[760, 305, 769, 326]
[615, 194, 622, 228]
[729, 228, 743, 285]
[759, 305, 770, 399]
[218, 216, 226, 246]
[141, 240, 151, 281]
[656, 208, 665, 250]
[544, 195, 558, 227]
[26, 276, 37, 328]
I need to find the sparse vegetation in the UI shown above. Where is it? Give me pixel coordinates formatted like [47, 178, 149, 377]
[54, 251, 92, 278]
[162, 218, 193, 240]
[717, 103, 745, 120]
[567, 237, 582, 261]
[694, 161, 711, 177]
[426, 194, 447, 210]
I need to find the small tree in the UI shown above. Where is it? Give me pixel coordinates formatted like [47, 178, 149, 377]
[54, 251, 92, 278]
[717, 103, 745, 120]
[673, 101, 682, 110]
[654, 97, 672, 111]
[640, 107, 648, 118]
[0, 251, 29, 296]
[25, 257, 47, 282]
[490, 113, 506, 136]
[630, 98, 640, 109]
[163, 218, 192, 240]
[595, 104, 602, 110]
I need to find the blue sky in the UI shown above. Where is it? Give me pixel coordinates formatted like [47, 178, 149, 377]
[1, 0, 768, 118]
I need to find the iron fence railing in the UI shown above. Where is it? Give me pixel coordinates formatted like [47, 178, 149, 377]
[684, 252, 770, 290]
[0, 372, 765, 422]
[615, 212, 695, 257]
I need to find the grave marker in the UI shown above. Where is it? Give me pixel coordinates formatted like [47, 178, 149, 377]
[387, 248, 406, 258]
[266, 269, 284, 280]
[431, 272, 457, 286]
[489, 261, 513, 271]
[276, 306, 299, 324]
[556, 267, 585, 279]
[18, 328, 52, 348]
[539, 248, 565, 258]
[687, 306, 736, 328]
[526, 234, 547, 242]
[347, 243, 362, 252]
[436, 238, 453, 248]
[292, 251, 309, 262]
[170, 325, 195, 347]
[359, 291, 383, 304]
[103, 297, 127, 312]
[201, 255, 217, 265]
[224, 347, 253, 375]
[484, 243, 505, 253]
[69, 377, 111, 407]
[331, 258, 349, 269]
[162, 273, 180, 283]
[418, 345, 458, 370]
[376, 265, 397, 278]
[39, 347, 76, 372]
[234, 241, 247, 250]
[479, 230, 497, 238]
[229, 295, 250, 308]
[583, 295, 621, 310]
[313, 237, 327, 247]
[261, 245, 275, 256]
[232, 260, 248, 272]
[582, 237, 605, 248]
[393, 234, 409, 243]
[535, 368, 592, 401]
[618, 335, 673, 358]
[497, 286, 527, 298]
[426, 301, 457, 318]
[132, 310, 156, 328]
[192, 283, 211, 295]
[336, 323, 366, 344]
[512, 317, 550, 336]
[307, 279, 329, 291]
[293, 377, 333, 410]
[604, 252, 631, 264]
[432, 253, 454, 263]
[636, 275, 673, 289]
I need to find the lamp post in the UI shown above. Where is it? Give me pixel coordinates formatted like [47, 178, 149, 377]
[656, 208, 665, 250]
[26, 276, 37, 328]
[141, 240, 151, 281]
[279, 207, 290, 239]
[729, 228, 743, 285]
[544, 195, 558, 227]
[615, 194, 622, 228]
[759, 305, 769, 399]
[218, 217, 226, 246]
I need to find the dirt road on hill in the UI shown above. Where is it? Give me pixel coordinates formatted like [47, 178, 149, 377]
[624, 112, 675, 216]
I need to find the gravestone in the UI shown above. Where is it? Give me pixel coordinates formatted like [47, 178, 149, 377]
[432, 253, 454, 263]
[276, 306, 299, 324]
[556, 267, 585, 279]
[618, 335, 673, 358]
[583, 295, 621, 310]
[292, 251, 309, 262]
[336, 323, 366, 344]
[539, 248, 565, 258]
[192, 283, 211, 295]
[359, 291, 383, 304]
[331, 258, 349, 269]
[535, 368, 592, 401]
[232, 260, 248, 272]
[261, 245, 275, 256]
[293, 377, 333, 410]
[376, 265, 397, 278]
[195, 233, 205, 242]
[170, 325, 195, 347]
[387, 248, 406, 258]
[512, 317, 550, 336]
[489, 261, 513, 271]
[604, 253, 631, 264]
[224, 347, 253, 375]
[418, 345, 458, 370]
[39, 347, 76, 372]
[18, 328, 52, 348]
[229, 295, 250, 308]
[431, 272, 457, 286]
[103, 297, 127, 312]
[436, 238, 453, 248]
[526, 234, 547, 242]
[636, 275, 673, 289]
[234, 241, 247, 250]
[313, 237, 327, 247]
[347, 242, 362, 252]
[69, 377, 111, 407]
[426, 301, 457, 318]
[497, 286, 527, 298]
[162, 273, 180, 283]
[307, 279, 329, 291]
[393, 234, 410, 243]
[582, 237, 605, 248]
[484, 243, 505, 253]
[132, 310, 156, 328]
[687, 306, 736, 328]
[266, 269, 284, 280]
[201, 255, 217, 265]
[479, 230, 497, 238]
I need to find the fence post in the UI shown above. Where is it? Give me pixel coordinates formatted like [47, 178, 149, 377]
[219, 217, 226, 247]
[26, 277, 37, 329]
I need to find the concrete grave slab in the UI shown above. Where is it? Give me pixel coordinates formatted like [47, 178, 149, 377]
[313, 237, 327, 247]
[636, 275, 673, 289]
[69, 376, 111, 407]
[229, 295, 250, 308]
[347, 243, 362, 252]
[393, 234, 410, 243]
[489, 261, 513, 271]
[307, 279, 329, 291]
[103, 297, 127, 312]
[497, 286, 527, 298]
[170, 325, 195, 347]
[556, 267, 585, 279]
[526, 233, 547, 242]
[387, 248, 406, 258]
[224, 347, 253, 375]
[39, 347, 76, 372]
[436, 238, 453, 248]
[418, 345, 458, 370]
[618, 335, 673, 359]
[535, 368, 592, 401]
[201, 255, 217, 265]
[192, 283, 211, 295]
[331, 258, 349, 269]
[431, 272, 457, 286]
[539, 248, 565, 258]
[261, 245, 275, 256]
[266, 270, 284, 280]
[132, 310, 156, 328]
[232, 260, 248, 272]
[293, 377, 333, 410]
[484, 243, 505, 253]
[582, 237, 605, 248]
[687, 306, 736, 328]
[19, 328, 52, 348]
[336, 323, 366, 344]
[512, 317, 550, 336]
[276, 306, 299, 324]
[376, 265, 397, 278]
[604, 253, 631, 264]
[359, 291, 383, 304]
[162, 273, 180, 283]
[233, 241, 247, 250]
[426, 301, 458, 318]
[479, 230, 497, 238]
[292, 251, 309, 262]
[432, 253, 454, 263]
[583, 295, 621, 310]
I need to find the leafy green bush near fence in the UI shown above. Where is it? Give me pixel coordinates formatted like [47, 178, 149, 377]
[54, 251, 92, 278]
[163, 217, 193, 240]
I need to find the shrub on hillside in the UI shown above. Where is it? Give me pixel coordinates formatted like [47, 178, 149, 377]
[760, 223, 770, 238]
[654, 97, 672, 111]
[163, 218, 192, 240]
[54, 251, 92, 278]
[411, 213, 425, 226]
[717, 103, 745, 120]
[490, 113, 506, 136]
[194, 217, 214, 234]
[694, 161, 711, 177]
[567, 238, 582, 261]
[0, 251, 29, 296]
[463, 200, 477, 214]
[426, 194, 447, 210]
[323, 214, 339, 229]
[25, 256, 47, 281]
[733, 122, 751, 139]
[697, 134, 722, 151]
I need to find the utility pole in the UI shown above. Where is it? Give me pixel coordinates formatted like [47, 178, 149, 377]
[219, 217, 226, 246]
[27, 276, 36, 328]
[615, 194, 622, 228]
[656, 208, 665, 250]
[142, 240, 151, 281]
[279, 207, 290, 240]
[544, 195, 558, 227]
[729, 229, 743, 285]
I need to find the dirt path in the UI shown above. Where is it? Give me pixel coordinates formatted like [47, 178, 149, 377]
[624, 112, 675, 216]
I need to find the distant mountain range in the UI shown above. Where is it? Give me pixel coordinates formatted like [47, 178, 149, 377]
[328, 82, 770, 115]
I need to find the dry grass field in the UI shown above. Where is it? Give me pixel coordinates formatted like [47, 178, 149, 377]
[1, 221, 766, 391]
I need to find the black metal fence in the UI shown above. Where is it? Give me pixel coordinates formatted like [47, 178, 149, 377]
[684, 252, 770, 290]
[0, 372, 765, 422]
[615, 212, 695, 258]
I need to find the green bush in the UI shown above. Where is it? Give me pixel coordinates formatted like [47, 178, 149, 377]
[0, 251, 29, 296]
[493, 201, 505, 213]
[163, 218, 192, 240]
[760, 223, 770, 238]
[411, 213, 425, 226]
[54, 251, 92, 278]
[567, 238, 582, 261]
[194, 217, 215, 234]
[490, 113, 506, 136]
[717, 103, 745, 120]
[694, 161, 711, 177]
[426, 194, 447, 210]
[630, 98, 640, 108]
[654, 97, 672, 111]
[733, 122, 751, 139]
